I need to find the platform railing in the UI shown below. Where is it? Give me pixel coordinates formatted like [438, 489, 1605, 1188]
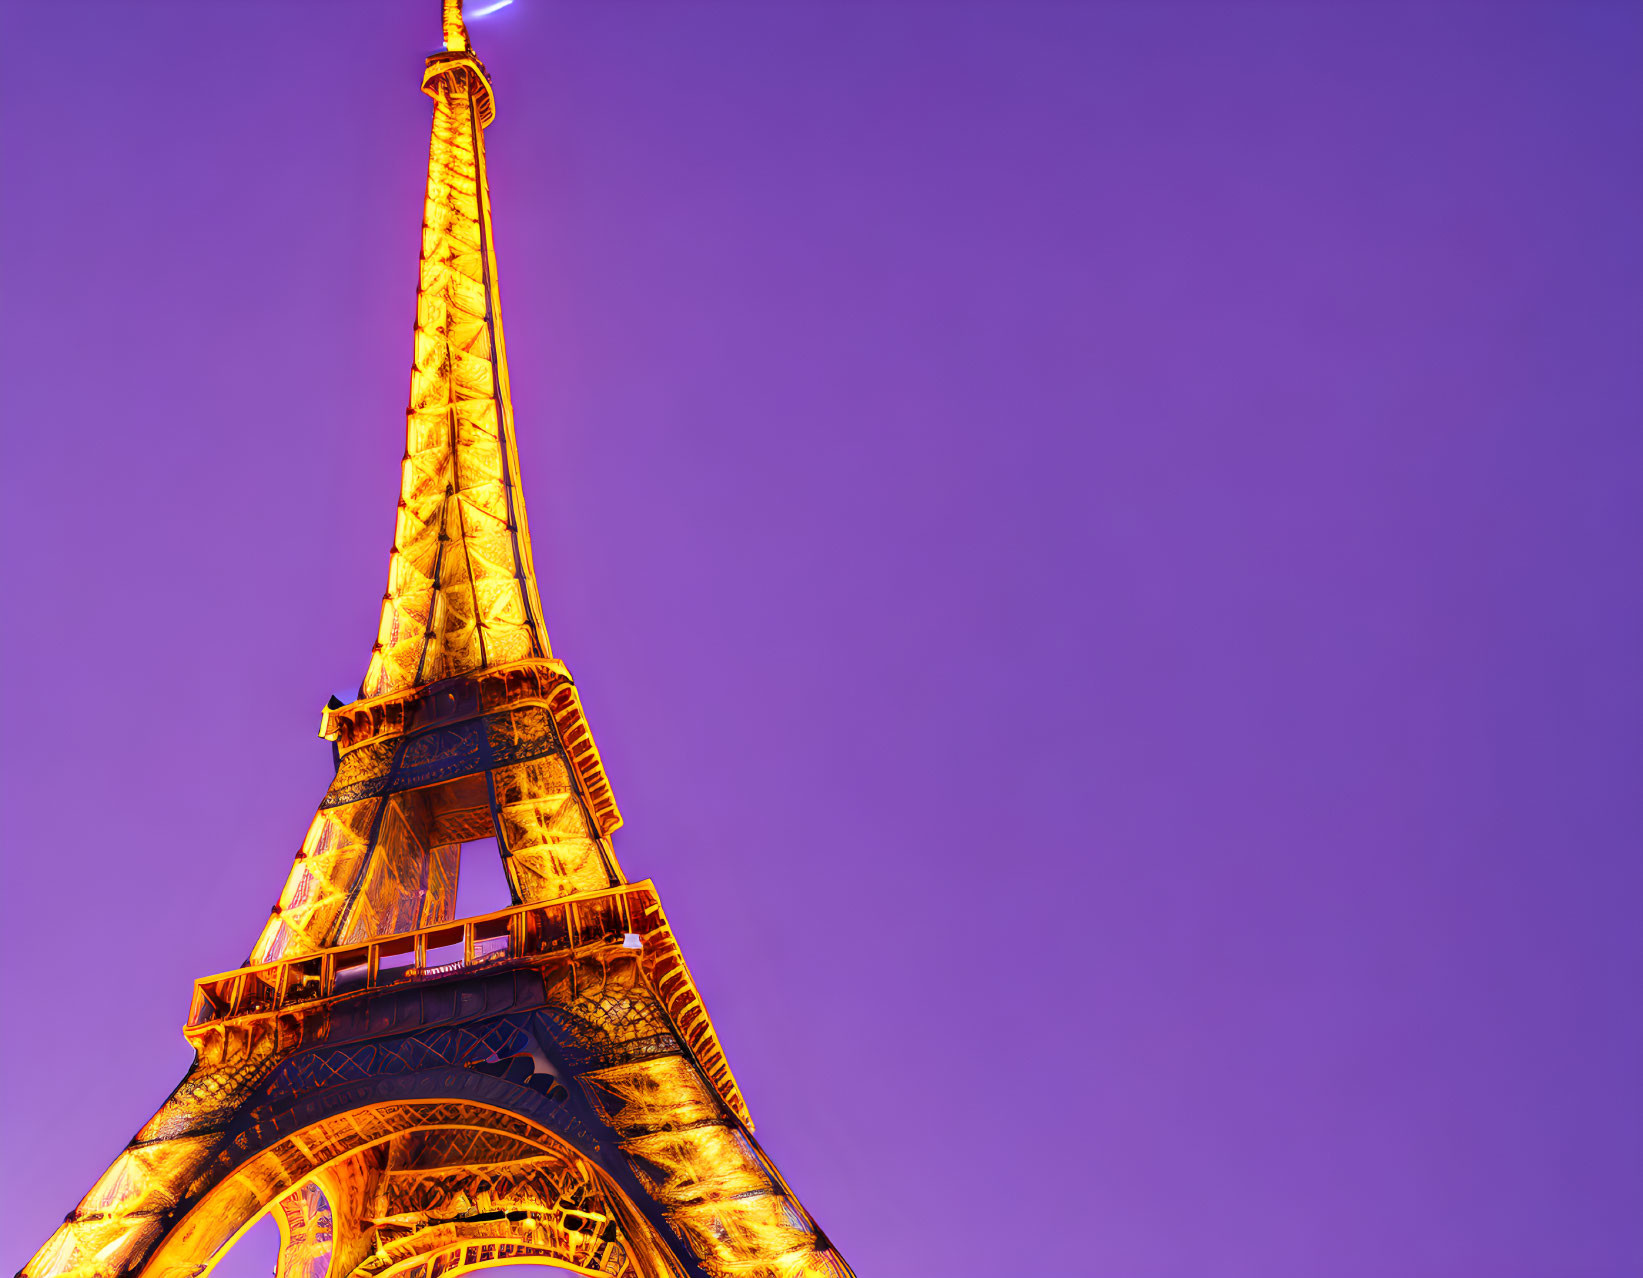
[183, 877, 752, 1129]
[188, 881, 653, 1028]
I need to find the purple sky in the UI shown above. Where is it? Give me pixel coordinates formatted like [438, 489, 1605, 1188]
[2, 3, 1640, 1276]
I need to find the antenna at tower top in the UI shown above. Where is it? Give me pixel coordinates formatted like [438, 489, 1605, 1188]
[442, 0, 469, 52]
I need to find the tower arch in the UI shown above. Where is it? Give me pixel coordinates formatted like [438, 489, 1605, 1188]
[143, 1099, 682, 1278]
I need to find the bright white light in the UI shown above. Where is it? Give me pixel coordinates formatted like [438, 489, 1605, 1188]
[469, 0, 515, 17]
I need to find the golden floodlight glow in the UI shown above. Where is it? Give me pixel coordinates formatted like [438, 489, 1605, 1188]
[16, 5, 852, 1278]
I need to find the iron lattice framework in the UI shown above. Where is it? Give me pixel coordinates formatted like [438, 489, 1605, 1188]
[17, 6, 851, 1278]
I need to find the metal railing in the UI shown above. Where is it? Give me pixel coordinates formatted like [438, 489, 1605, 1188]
[181, 877, 753, 1130]
[187, 883, 652, 1029]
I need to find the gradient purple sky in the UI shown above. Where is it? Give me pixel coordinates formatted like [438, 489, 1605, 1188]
[2, 3, 1640, 1276]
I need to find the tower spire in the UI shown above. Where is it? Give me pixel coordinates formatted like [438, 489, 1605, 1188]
[443, 0, 470, 52]
[365, 0, 548, 699]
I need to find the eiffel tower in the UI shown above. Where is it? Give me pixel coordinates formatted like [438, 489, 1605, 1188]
[18, 6, 850, 1278]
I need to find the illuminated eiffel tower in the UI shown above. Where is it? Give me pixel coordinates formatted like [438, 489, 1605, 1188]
[18, 5, 850, 1278]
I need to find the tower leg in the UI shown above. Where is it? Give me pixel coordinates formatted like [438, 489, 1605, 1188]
[273, 1181, 335, 1278]
[25, 1021, 286, 1278]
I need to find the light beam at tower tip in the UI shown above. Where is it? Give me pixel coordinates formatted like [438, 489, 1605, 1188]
[468, 0, 515, 17]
